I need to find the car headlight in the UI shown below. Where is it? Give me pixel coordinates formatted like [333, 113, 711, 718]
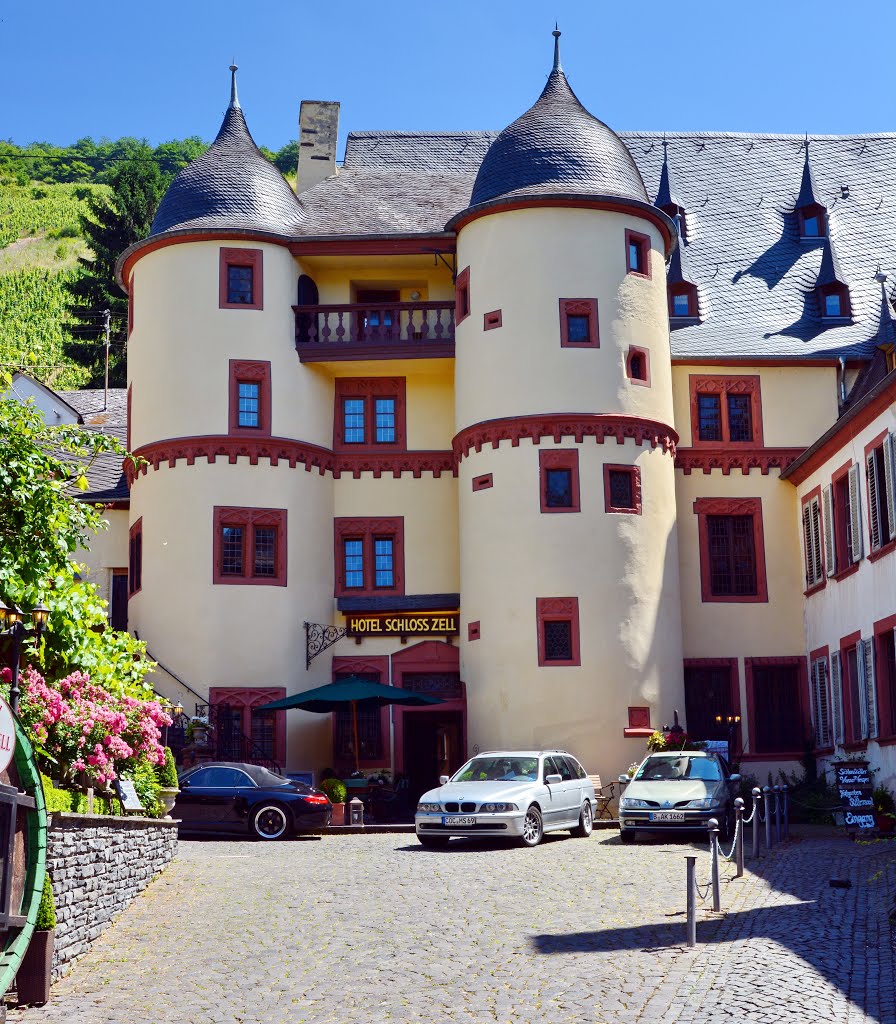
[620, 797, 651, 809]
[480, 802, 518, 812]
[416, 803, 441, 813]
[686, 798, 714, 810]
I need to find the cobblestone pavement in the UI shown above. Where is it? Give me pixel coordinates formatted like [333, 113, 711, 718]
[9, 829, 896, 1024]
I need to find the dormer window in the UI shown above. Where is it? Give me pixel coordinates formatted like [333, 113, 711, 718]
[798, 204, 827, 240]
[669, 283, 699, 320]
[819, 283, 850, 320]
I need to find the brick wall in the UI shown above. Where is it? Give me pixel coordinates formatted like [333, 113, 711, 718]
[46, 812, 178, 979]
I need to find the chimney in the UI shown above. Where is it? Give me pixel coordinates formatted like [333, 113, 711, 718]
[296, 100, 340, 193]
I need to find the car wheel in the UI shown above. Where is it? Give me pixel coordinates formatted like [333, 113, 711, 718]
[719, 808, 733, 842]
[620, 829, 636, 845]
[252, 803, 290, 840]
[571, 801, 593, 838]
[519, 806, 544, 848]
[417, 834, 450, 848]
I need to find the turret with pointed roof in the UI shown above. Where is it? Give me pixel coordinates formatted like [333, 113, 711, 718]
[655, 139, 683, 212]
[150, 66, 303, 237]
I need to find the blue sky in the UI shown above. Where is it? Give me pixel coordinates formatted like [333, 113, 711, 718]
[6, 0, 896, 153]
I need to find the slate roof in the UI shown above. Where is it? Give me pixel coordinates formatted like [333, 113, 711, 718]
[56, 389, 129, 503]
[150, 70, 303, 237]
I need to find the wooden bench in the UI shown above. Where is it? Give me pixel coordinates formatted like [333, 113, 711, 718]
[588, 775, 617, 820]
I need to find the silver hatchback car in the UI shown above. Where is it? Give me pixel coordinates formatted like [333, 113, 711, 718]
[415, 750, 596, 848]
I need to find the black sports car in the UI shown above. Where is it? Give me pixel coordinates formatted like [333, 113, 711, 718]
[174, 762, 331, 839]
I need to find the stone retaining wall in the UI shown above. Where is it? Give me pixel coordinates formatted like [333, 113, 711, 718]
[46, 812, 178, 980]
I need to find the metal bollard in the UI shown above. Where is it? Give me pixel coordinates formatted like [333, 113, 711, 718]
[686, 855, 697, 947]
[763, 786, 773, 849]
[782, 784, 789, 839]
[752, 787, 761, 859]
[734, 797, 744, 878]
[773, 785, 781, 844]
[708, 817, 721, 912]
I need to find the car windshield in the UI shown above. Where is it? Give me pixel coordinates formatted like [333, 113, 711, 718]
[452, 757, 539, 782]
[634, 756, 722, 782]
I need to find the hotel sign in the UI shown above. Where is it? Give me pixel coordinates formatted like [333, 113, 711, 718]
[345, 612, 459, 638]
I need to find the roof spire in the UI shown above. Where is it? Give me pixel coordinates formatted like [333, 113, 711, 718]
[655, 136, 683, 211]
[796, 136, 821, 210]
[552, 24, 562, 71]
[229, 63, 240, 110]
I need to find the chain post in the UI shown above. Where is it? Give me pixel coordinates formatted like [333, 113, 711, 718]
[763, 785, 773, 849]
[773, 785, 782, 843]
[782, 784, 789, 839]
[686, 855, 697, 947]
[734, 797, 745, 878]
[708, 817, 721, 912]
[752, 787, 761, 858]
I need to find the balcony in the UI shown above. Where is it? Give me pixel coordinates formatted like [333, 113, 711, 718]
[294, 301, 456, 362]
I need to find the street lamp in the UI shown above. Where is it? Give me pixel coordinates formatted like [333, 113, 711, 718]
[0, 599, 50, 715]
[714, 713, 742, 757]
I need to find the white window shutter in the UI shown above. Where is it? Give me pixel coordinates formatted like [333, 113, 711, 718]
[802, 504, 815, 587]
[848, 463, 863, 562]
[863, 638, 878, 740]
[823, 484, 836, 576]
[884, 432, 896, 543]
[857, 640, 869, 740]
[867, 451, 882, 551]
[810, 499, 823, 584]
[830, 651, 843, 746]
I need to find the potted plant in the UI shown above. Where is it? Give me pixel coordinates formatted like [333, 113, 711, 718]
[873, 786, 895, 833]
[16, 874, 56, 1006]
[155, 747, 180, 818]
[185, 716, 210, 747]
[321, 778, 347, 826]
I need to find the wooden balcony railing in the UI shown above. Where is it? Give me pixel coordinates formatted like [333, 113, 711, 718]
[294, 301, 455, 360]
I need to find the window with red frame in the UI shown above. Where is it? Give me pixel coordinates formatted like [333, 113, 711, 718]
[669, 284, 698, 319]
[334, 518, 404, 597]
[694, 498, 768, 603]
[818, 283, 850, 319]
[334, 670, 384, 761]
[128, 518, 142, 597]
[843, 642, 863, 743]
[683, 662, 737, 741]
[604, 465, 641, 515]
[228, 360, 271, 435]
[801, 491, 824, 589]
[559, 299, 599, 348]
[876, 623, 896, 738]
[536, 597, 580, 667]
[213, 507, 287, 586]
[333, 378, 406, 450]
[627, 346, 650, 385]
[455, 266, 470, 324]
[748, 661, 805, 754]
[219, 248, 263, 310]
[823, 464, 863, 575]
[798, 204, 826, 239]
[625, 229, 650, 277]
[866, 433, 896, 552]
[539, 449, 580, 513]
[689, 376, 762, 446]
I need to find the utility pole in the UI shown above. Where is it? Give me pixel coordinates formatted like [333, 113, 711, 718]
[102, 309, 111, 410]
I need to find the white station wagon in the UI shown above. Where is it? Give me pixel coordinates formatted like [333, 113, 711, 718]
[415, 750, 596, 848]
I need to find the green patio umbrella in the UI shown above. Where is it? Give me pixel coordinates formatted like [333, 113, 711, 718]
[259, 676, 444, 772]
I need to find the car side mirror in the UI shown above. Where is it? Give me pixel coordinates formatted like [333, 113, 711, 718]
[545, 773, 562, 785]
[618, 774, 630, 785]
[729, 773, 741, 783]
[439, 775, 449, 786]
[179, 779, 190, 790]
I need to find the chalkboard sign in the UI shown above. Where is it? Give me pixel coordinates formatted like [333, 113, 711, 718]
[834, 761, 875, 832]
[114, 778, 144, 814]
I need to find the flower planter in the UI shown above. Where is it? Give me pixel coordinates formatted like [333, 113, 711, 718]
[16, 928, 54, 1006]
[876, 814, 895, 834]
[159, 787, 179, 818]
[329, 802, 346, 826]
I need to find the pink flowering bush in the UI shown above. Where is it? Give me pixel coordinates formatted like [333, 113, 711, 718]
[3, 665, 171, 790]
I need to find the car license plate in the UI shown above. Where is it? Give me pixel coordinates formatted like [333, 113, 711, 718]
[443, 816, 476, 826]
[649, 811, 685, 822]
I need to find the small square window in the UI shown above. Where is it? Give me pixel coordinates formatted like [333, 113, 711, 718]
[627, 346, 650, 386]
[540, 450, 580, 513]
[335, 517, 404, 597]
[536, 597, 581, 666]
[604, 465, 641, 515]
[237, 382, 260, 428]
[697, 394, 723, 441]
[545, 468, 573, 508]
[334, 379, 406, 451]
[625, 230, 651, 278]
[673, 292, 691, 317]
[609, 471, 633, 509]
[825, 292, 841, 317]
[344, 539, 364, 589]
[253, 527, 276, 577]
[727, 394, 753, 442]
[227, 265, 254, 305]
[221, 526, 245, 576]
[566, 315, 590, 343]
[374, 538, 394, 588]
[220, 248, 263, 310]
[375, 398, 396, 443]
[229, 360, 271, 435]
[543, 621, 573, 661]
[456, 267, 471, 324]
[803, 215, 819, 237]
[344, 398, 365, 443]
[559, 299, 599, 348]
[214, 507, 287, 586]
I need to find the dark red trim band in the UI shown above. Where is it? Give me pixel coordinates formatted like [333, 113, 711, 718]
[676, 447, 804, 475]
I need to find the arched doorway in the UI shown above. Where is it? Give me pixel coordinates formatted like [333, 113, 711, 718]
[392, 641, 466, 806]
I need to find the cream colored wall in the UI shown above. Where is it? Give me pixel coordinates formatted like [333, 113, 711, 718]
[672, 364, 838, 447]
[796, 403, 896, 790]
[455, 207, 674, 432]
[75, 510, 129, 608]
[128, 241, 332, 450]
[312, 261, 454, 304]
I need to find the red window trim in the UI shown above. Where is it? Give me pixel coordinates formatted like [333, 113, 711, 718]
[864, 429, 891, 553]
[467, 621, 481, 641]
[693, 496, 768, 603]
[472, 473, 493, 492]
[798, 204, 827, 239]
[333, 378, 407, 452]
[559, 298, 600, 348]
[536, 597, 581, 667]
[332, 656, 390, 772]
[669, 282, 699, 319]
[334, 517, 405, 598]
[213, 506, 287, 587]
[603, 464, 642, 515]
[128, 517, 142, 597]
[830, 459, 853, 577]
[228, 359, 271, 436]
[624, 706, 653, 738]
[209, 686, 287, 767]
[219, 247, 263, 310]
[801, 484, 826, 595]
[744, 656, 810, 758]
[126, 384, 132, 452]
[818, 282, 851, 319]
[455, 266, 471, 325]
[838, 629, 864, 745]
[626, 346, 651, 387]
[874, 613, 896, 741]
[483, 309, 502, 331]
[688, 375, 763, 447]
[625, 228, 651, 279]
[682, 656, 741, 747]
[539, 449, 581, 514]
[127, 275, 134, 337]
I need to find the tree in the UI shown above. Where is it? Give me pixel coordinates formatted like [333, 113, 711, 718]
[0, 389, 152, 694]
[64, 147, 168, 386]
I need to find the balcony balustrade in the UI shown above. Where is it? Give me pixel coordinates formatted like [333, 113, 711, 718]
[294, 301, 456, 361]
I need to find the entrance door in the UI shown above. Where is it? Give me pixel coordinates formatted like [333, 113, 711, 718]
[402, 711, 463, 808]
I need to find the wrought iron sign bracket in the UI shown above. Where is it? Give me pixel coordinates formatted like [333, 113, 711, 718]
[305, 621, 348, 670]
